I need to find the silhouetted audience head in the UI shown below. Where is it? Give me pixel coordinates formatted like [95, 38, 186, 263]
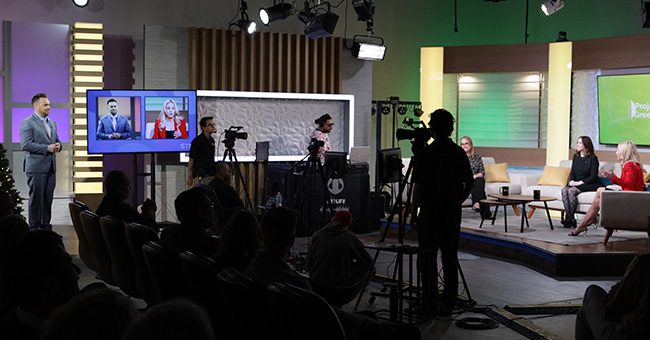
[0, 190, 16, 218]
[175, 187, 216, 230]
[217, 210, 260, 270]
[3, 230, 79, 319]
[121, 299, 214, 340]
[40, 288, 137, 340]
[214, 162, 231, 182]
[429, 108, 455, 138]
[0, 214, 29, 262]
[104, 170, 130, 200]
[333, 210, 353, 227]
[260, 207, 297, 254]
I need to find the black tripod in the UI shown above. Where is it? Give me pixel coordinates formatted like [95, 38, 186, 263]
[222, 139, 254, 212]
[354, 155, 473, 322]
[288, 151, 331, 235]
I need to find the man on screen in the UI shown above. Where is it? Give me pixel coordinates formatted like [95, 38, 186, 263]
[97, 99, 132, 140]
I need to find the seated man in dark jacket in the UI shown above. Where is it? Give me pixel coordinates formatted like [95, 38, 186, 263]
[160, 187, 220, 258]
[96, 171, 157, 229]
[307, 210, 373, 288]
[208, 162, 244, 217]
[245, 207, 419, 340]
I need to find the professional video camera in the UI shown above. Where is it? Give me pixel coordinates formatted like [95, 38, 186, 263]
[396, 117, 431, 141]
[307, 138, 325, 156]
[222, 126, 248, 148]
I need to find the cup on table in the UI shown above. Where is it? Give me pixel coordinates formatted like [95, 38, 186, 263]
[533, 189, 541, 200]
[499, 186, 509, 196]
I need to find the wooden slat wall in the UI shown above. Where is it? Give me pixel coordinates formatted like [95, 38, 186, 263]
[189, 28, 343, 93]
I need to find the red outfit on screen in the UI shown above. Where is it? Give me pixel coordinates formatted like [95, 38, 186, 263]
[611, 162, 645, 191]
[152, 117, 188, 139]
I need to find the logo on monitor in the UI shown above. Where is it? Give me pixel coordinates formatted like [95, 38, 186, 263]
[629, 100, 650, 119]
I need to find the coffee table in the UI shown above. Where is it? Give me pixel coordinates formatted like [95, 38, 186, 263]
[488, 194, 557, 233]
[478, 199, 516, 232]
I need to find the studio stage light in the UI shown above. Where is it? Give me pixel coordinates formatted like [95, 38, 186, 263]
[352, 35, 386, 60]
[304, 12, 339, 39]
[259, 2, 294, 25]
[352, 0, 374, 21]
[541, 0, 565, 16]
[230, 1, 257, 34]
[72, 0, 88, 8]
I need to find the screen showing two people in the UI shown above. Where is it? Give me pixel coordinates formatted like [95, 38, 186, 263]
[96, 96, 190, 141]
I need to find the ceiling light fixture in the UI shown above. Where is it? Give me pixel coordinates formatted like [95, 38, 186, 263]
[351, 35, 386, 61]
[72, 0, 89, 8]
[259, 1, 294, 26]
[299, 1, 339, 39]
[351, 0, 374, 21]
[541, 0, 565, 16]
[230, 1, 257, 34]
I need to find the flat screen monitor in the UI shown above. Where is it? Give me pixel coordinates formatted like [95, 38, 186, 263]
[598, 74, 650, 146]
[86, 90, 197, 154]
[379, 148, 402, 184]
[325, 151, 348, 179]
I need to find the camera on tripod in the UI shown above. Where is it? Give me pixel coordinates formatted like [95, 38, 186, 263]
[222, 126, 248, 148]
[307, 138, 325, 155]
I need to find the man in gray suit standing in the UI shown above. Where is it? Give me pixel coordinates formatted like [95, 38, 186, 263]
[20, 93, 62, 231]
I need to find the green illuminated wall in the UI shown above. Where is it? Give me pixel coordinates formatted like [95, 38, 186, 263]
[372, 0, 648, 101]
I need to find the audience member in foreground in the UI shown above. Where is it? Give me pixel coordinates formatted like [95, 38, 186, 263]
[245, 207, 420, 340]
[561, 136, 603, 229]
[122, 299, 214, 340]
[0, 231, 80, 340]
[40, 288, 137, 340]
[0, 191, 29, 323]
[460, 135, 492, 219]
[160, 187, 220, 258]
[575, 254, 650, 339]
[208, 162, 244, 215]
[96, 170, 157, 229]
[569, 140, 645, 236]
[214, 209, 260, 272]
[307, 210, 373, 288]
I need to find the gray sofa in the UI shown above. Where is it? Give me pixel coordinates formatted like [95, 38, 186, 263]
[600, 191, 650, 245]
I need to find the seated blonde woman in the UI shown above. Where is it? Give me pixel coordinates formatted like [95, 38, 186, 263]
[460, 136, 491, 219]
[569, 140, 646, 236]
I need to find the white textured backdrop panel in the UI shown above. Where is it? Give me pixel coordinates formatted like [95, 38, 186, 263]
[198, 97, 348, 157]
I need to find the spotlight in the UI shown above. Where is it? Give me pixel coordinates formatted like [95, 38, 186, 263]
[397, 106, 407, 115]
[304, 12, 339, 39]
[259, 2, 294, 25]
[413, 107, 424, 117]
[352, 0, 374, 21]
[72, 0, 88, 7]
[541, 0, 564, 16]
[381, 106, 391, 115]
[351, 35, 386, 61]
[230, 1, 257, 34]
[556, 31, 568, 42]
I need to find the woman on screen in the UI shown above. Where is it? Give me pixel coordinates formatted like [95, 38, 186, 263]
[560, 136, 603, 229]
[152, 99, 188, 139]
[569, 140, 645, 236]
[460, 136, 491, 220]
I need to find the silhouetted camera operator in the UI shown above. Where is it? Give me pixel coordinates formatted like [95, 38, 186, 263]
[411, 108, 474, 316]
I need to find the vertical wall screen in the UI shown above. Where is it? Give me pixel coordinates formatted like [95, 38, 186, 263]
[457, 72, 543, 148]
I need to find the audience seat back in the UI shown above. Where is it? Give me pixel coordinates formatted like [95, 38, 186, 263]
[69, 201, 96, 271]
[100, 216, 136, 296]
[80, 210, 115, 285]
[216, 268, 264, 339]
[267, 282, 346, 340]
[142, 241, 186, 302]
[309, 279, 361, 309]
[125, 222, 159, 305]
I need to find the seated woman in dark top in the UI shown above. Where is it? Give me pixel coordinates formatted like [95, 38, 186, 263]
[160, 187, 220, 258]
[561, 136, 603, 229]
[460, 136, 491, 219]
[214, 210, 260, 272]
[96, 171, 157, 229]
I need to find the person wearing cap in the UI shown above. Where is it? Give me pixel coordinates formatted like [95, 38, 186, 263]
[306, 210, 373, 288]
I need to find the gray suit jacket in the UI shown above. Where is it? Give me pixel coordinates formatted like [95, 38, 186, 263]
[20, 113, 61, 174]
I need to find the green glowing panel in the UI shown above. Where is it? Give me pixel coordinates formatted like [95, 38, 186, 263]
[598, 74, 650, 146]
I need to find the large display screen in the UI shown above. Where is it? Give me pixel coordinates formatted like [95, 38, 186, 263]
[87, 90, 197, 154]
[598, 74, 650, 146]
